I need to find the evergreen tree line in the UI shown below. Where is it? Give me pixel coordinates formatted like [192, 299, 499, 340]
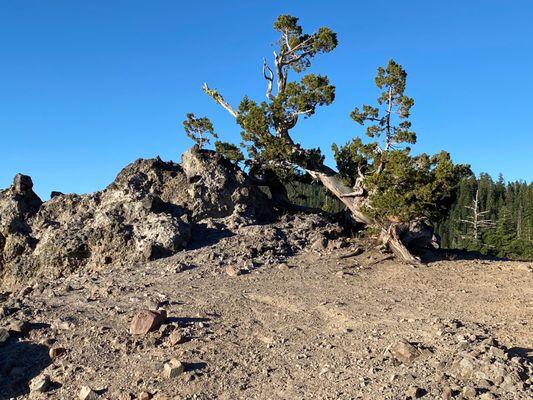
[436, 174, 533, 260]
[286, 174, 533, 260]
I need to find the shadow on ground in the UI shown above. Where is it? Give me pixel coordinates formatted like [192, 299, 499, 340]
[0, 338, 52, 399]
[419, 248, 510, 264]
[507, 347, 533, 364]
[186, 223, 234, 250]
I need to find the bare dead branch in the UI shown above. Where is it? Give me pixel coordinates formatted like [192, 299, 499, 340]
[337, 247, 364, 259]
[202, 83, 239, 118]
[263, 59, 275, 101]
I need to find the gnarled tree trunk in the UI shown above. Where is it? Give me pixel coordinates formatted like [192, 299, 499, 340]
[202, 85, 436, 265]
[303, 164, 426, 265]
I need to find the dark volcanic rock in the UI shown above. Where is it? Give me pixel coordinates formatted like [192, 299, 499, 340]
[181, 148, 272, 223]
[0, 149, 273, 287]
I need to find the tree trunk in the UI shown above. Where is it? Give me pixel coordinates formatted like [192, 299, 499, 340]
[304, 164, 428, 265]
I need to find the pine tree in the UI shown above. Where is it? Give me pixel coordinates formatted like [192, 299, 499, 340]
[190, 14, 470, 264]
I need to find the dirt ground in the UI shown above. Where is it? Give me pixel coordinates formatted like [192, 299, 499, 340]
[1, 220, 532, 399]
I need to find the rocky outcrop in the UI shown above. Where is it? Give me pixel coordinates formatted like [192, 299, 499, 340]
[180, 149, 272, 224]
[0, 149, 273, 287]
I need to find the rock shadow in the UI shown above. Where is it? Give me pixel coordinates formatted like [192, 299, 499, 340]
[186, 223, 234, 250]
[184, 362, 207, 372]
[507, 346, 533, 364]
[0, 338, 52, 399]
[166, 316, 211, 327]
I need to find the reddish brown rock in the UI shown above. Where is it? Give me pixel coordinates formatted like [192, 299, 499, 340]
[130, 309, 167, 335]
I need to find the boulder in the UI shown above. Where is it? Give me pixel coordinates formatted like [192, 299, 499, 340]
[181, 148, 272, 222]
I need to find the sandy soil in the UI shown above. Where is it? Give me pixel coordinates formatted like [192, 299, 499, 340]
[1, 221, 532, 399]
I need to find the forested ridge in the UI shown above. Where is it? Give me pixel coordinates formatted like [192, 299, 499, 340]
[286, 173, 533, 261]
[437, 174, 533, 260]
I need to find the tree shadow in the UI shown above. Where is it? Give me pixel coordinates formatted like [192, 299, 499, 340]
[419, 248, 510, 264]
[0, 338, 52, 399]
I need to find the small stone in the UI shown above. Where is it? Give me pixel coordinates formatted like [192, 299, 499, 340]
[49, 346, 66, 360]
[488, 345, 505, 359]
[0, 328, 9, 343]
[145, 298, 161, 311]
[311, 237, 327, 250]
[30, 375, 51, 393]
[130, 309, 167, 335]
[139, 391, 153, 400]
[441, 386, 453, 399]
[479, 393, 496, 400]
[277, 263, 290, 271]
[389, 339, 420, 364]
[461, 386, 477, 399]
[458, 357, 477, 379]
[477, 378, 492, 389]
[18, 285, 33, 296]
[163, 358, 185, 378]
[168, 330, 185, 345]
[78, 386, 98, 400]
[225, 265, 242, 277]
[405, 386, 425, 398]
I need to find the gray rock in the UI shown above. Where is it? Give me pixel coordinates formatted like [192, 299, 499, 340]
[163, 358, 185, 378]
[225, 265, 243, 277]
[0, 328, 9, 343]
[461, 386, 477, 399]
[389, 339, 420, 364]
[8, 319, 31, 335]
[78, 386, 98, 400]
[29, 374, 51, 393]
[405, 386, 425, 398]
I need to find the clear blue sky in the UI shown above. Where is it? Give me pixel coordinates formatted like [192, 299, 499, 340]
[1, 1, 532, 199]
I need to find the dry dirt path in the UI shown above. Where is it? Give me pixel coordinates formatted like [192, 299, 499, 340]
[1, 226, 532, 399]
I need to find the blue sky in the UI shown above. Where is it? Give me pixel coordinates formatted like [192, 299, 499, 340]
[1, 1, 532, 199]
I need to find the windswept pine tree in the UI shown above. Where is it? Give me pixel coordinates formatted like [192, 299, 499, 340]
[187, 15, 470, 264]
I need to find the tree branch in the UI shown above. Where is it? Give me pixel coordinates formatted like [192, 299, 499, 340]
[202, 83, 239, 118]
[284, 35, 314, 57]
[291, 108, 313, 117]
[263, 60, 275, 101]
